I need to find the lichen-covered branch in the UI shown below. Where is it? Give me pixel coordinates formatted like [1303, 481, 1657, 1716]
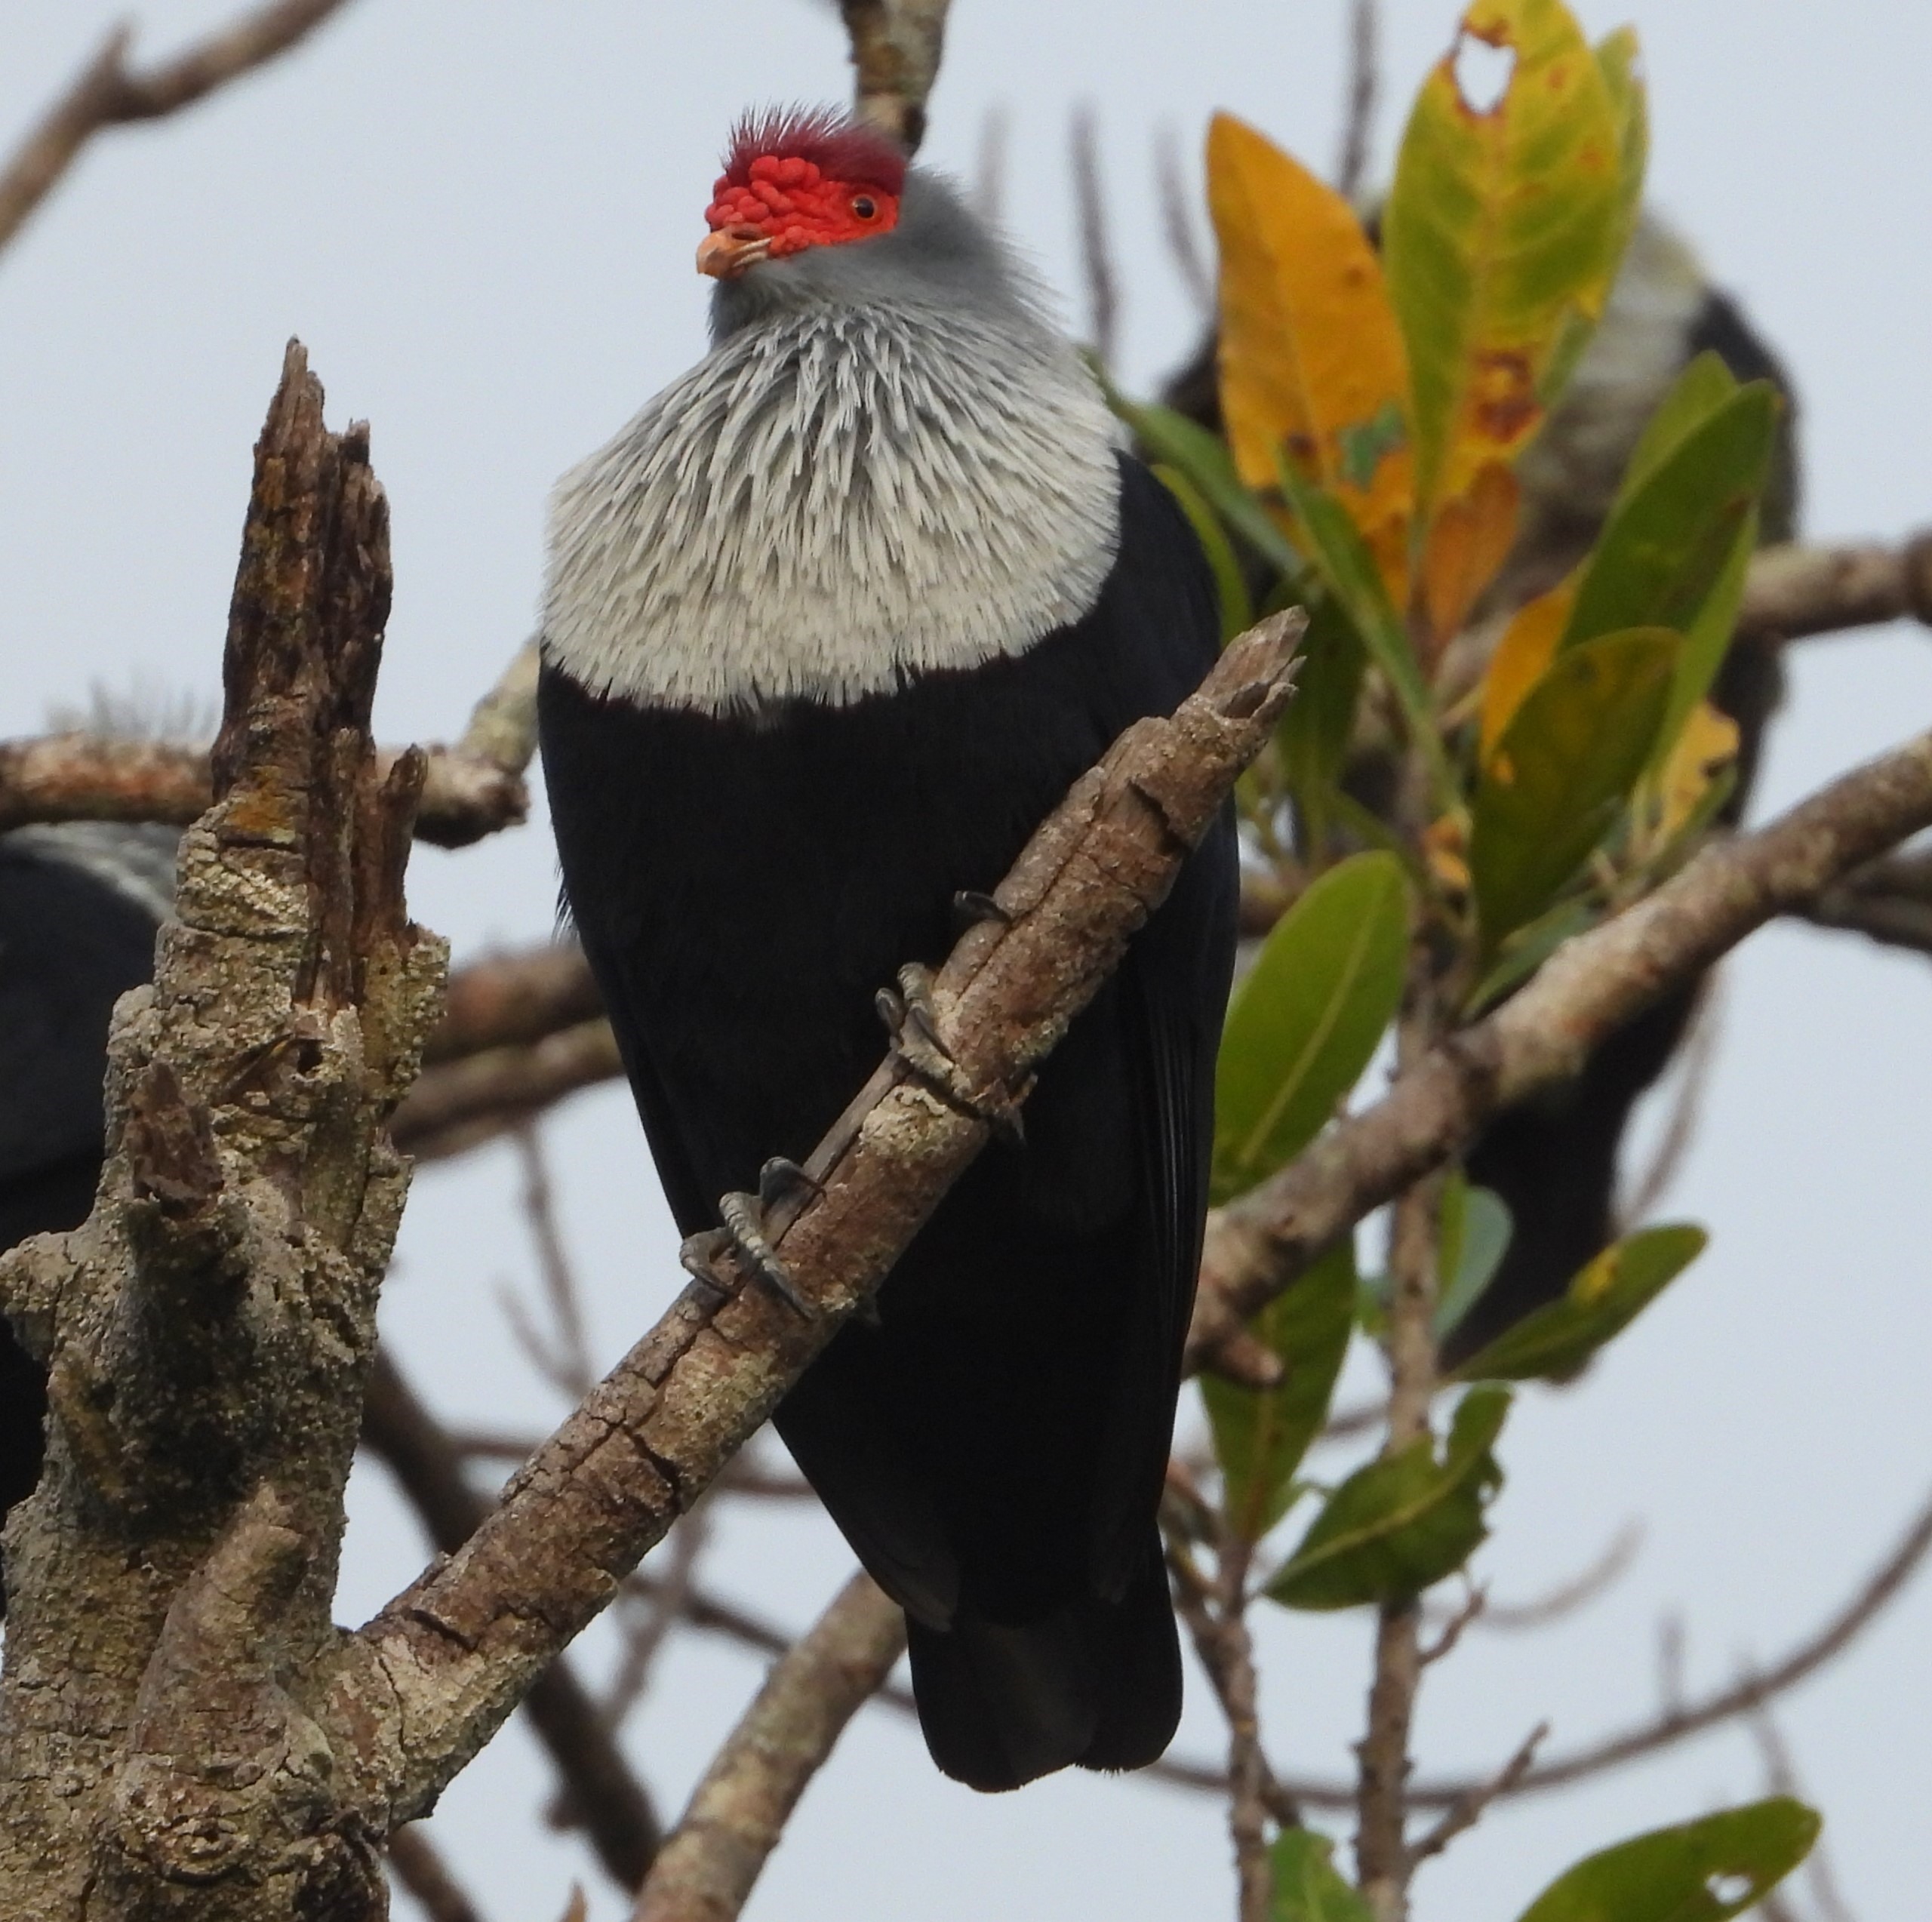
[0, 0, 359, 254]
[1187, 721, 1932, 1374]
[0, 340, 445, 1922]
[314, 610, 1304, 1836]
[629, 1573, 906, 1922]
[838, 0, 952, 152]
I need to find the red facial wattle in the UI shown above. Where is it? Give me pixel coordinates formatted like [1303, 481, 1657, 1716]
[697, 137, 903, 279]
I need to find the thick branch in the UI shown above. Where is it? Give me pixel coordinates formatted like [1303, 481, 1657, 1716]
[0, 0, 358, 254]
[358, 1353, 662, 1892]
[1188, 722, 1932, 1372]
[629, 1573, 906, 1922]
[316, 612, 1304, 1832]
[0, 730, 526, 848]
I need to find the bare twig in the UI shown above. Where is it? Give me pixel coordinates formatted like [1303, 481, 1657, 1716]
[1419, 1583, 1485, 1665]
[839, 0, 952, 152]
[425, 945, 605, 1066]
[630, 1573, 906, 1922]
[1618, 986, 1722, 1228]
[602, 1508, 714, 1730]
[512, 1126, 597, 1399]
[1744, 1690, 1859, 1922]
[358, 1351, 663, 1893]
[389, 1824, 487, 1922]
[0, 0, 358, 254]
[1189, 721, 1932, 1376]
[1433, 1521, 1641, 1634]
[1737, 532, 1932, 644]
[1070, 105, 1121, 368]
[1334, 0, 1380, 204]
[1154, 122, 1215, 317]
[394, 1019, 623, 1163]
[1401, 1722, 1546, 1871]
[318, 614, 1304, 1835]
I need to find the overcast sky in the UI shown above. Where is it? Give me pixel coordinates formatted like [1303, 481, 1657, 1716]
[3, 4, 1930, 1919]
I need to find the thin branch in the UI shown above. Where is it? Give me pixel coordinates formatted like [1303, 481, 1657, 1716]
[1795, 847, 1932, 958]
[393, 1019, 623, 1164]
[1154, 122, 1215, 317]
[0, 0, 358, 254]
[389, 1824, 488, 1922]
[514, 1125, 597, 1399]
[1069, 105, 1121, 368]
[629, 1573, 906, 1922]
[1737, 532, 1932, 644]
[1618, 983, 1722, 1228]
[1189, 721, 1932, 1375]
[838, 0, 952, 152]
[1743, 1690, 1859, 1922]
[1401, 1722, 1546, 1871]
[425, 945, 605, 1067]
[1334, 0, 1380, 204]
[601, 1507, 714, 1731]
[318, 612, 1304, 1836]
[358, 1351, 663, 1893]
[1435, 1521, 1641, 1634]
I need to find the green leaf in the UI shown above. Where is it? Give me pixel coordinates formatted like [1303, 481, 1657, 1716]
[1383, 0, 1626, 519]
[1564, 383, 1778, 650]
[1616, 351, 1739, 512]
[1155, 462, 1254, 644]
[1268, 1386, 1510, 1610]
[1512, 1799, 1820, 1922]
[1214, 852, 1410, 1201]
[1271, 1829, 1375, 1922]
[1451, 1223, 1706, 1383]
[1595, 28, 1650, 288]
[1654, 506, 1755, 770]
[1435, 1179, 1514, 1339]
[1203, 1241, 1358, 1542]
[1470, 627, 1678, 954]
[1107, 389, 1309, 580]
[1272, 453, 1456, 808]
[1278, 595, 1368, 856]
[1463, 896, 1601, 1016]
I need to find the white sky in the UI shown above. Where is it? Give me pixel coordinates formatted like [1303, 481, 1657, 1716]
[2, 4, 1929, 1920]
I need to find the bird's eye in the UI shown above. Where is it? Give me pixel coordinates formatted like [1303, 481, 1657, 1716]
[852, 195, 878, 220]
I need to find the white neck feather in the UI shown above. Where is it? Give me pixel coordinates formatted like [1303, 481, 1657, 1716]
[542, 300, 1121, 715]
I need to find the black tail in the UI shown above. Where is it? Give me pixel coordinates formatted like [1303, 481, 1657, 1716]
[904, 1541, 1181, 1791]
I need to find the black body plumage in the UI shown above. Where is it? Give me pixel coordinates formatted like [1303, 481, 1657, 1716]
[540, 456, 1234, 1788]
[0, 827, 174, 1612]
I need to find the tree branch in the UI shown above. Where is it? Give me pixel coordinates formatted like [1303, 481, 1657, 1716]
[838, 1, 952, 153]
[1793, 847, 1932, 959]
[1736, 531, 1932, 644]
[629, 1573, 906, 1922]
[388, 1824, 487, 1922]
[315, 610, 1304, 1836]
[1189, 721, 1932, 1374]
[358, 1352, 663, 1892]
[0, 0, 359, 255]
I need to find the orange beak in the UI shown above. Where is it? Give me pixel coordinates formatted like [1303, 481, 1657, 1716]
[697, 223, 771, 279]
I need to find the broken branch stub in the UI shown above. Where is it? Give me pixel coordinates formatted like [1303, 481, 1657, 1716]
[0, 340, 446, 1922]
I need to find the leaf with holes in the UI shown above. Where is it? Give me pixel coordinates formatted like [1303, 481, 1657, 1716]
[1512, 1799, 1820, 1922]
[1214, 852, 1409, 1203]
[1383, 0, 1627, 528]
[1267, 1386, 1510, 1610]
[1270, 1829, 1375, 1922]
[1471, 626, 1678, 955]
[1451, 1224, 1706, 1383]
[1203, 1241, 1358, 1544]
[1208, 112, 1413, 608]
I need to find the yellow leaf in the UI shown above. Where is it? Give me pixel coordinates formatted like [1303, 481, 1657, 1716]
[1384, 0, 1626, 527]
[1478, 574, 1576, 762]
[1655, 700, 1740, 840]
[1208, 112, 1414, 610]
[1417, 461, 1520, 661]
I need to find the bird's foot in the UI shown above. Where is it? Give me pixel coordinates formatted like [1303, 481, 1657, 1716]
[951, 888, 1011, 936]
[678, 1161, 820, 1320]
[876, 962, 1026, 1147]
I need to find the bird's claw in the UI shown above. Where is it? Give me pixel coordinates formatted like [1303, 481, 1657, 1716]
[678, 1190, 817, 1321]
[951, 888, 1011, 935]
[877, 963, 1026, 1147]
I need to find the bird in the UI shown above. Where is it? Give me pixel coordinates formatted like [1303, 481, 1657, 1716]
[0, 820, 179, 1614]
[1166, 206, 1798, 1358]
[536, 106, 1235, 1791]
